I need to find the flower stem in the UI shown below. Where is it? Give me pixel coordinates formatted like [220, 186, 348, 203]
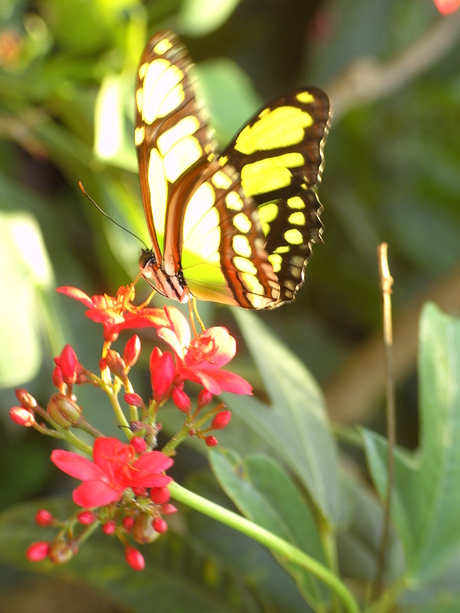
[169, 482, 360, 613]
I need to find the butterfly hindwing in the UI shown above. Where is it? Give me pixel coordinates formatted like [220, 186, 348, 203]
[221, 88, 330, 306]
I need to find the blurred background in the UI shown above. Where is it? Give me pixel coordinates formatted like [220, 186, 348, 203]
[1, 0, 460, 610]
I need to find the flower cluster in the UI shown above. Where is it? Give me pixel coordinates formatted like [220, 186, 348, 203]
[10, 284, 251, 570]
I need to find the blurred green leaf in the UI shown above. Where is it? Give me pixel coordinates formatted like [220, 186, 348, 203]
[224, 310, 345, 528]
[210, 449, 330, 608]
[363, 304, 460, 583]
[0, 498, 261, 613]
[177, 0, 242, 36]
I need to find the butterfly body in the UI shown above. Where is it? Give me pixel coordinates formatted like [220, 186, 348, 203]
[136, 30, 330, 309]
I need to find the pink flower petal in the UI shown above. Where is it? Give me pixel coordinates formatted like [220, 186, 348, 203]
[73, 480, 123, 507]
[51, 449, 105, 481]
[56, 286, 93, 307]
[133, 450, 174, 475]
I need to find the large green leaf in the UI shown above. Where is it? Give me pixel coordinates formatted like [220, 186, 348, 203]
[210, 449, 330, 609]
[0, 498, 260, 613]
[224, 310, 343, 527]
[363, 303, 460, 583]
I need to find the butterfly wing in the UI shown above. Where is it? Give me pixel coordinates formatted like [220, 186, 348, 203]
[135, 30, 217, 270]
[221, 88, 330, 306]
[136, 31, 330, 309]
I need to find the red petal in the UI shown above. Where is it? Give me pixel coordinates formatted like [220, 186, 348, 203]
[51, 449, 105, 481]
[73, 480, 123, 507]
[132, 450, 174, 475]
[434, 0, 460, 14]
[56, 286, 93, 307]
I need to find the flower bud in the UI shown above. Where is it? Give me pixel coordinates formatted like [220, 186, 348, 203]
[123, 335, 141, 368]
[150, 486, 170, 505]
[133, 513, 160, 544]
[211, 410, 232, 430]
[172, 386, 191, 413]
[35, 509, 55, 527]
[9, 406, 35, 427]
[103, 521, 116, 535]
[48, 539, 76, 564]
[150, 349, 175, 401]
[47, 393, 82, 428]
[197, 389, 213, 410]
[26, 541, 50, 562]
[205, 435, 218, 447]
[161, 503, 178, 515]
[52, 366, 64, 391]
[130, 436, 147, 454]
[105, 350, 126, 380]
[124, 393, 144, 408]
[152, 518, 168, 534]
[122, 516, 135, 532]
[58, 344, 78, 385]
[77, 511, 97, 525]
[15, 388, 37, 409]
[125, 546, 144, 571]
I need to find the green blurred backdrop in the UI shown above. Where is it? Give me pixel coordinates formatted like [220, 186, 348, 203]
[1, 0, 460, 610]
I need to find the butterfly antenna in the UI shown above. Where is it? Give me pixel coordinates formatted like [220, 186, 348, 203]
[78, 181, 148, 248]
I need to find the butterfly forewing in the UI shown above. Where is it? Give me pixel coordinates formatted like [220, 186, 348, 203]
[135, 30, 217, 267]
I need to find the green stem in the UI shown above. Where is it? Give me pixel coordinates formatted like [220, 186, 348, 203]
[61, 430, 93, 455]
[363, 576, 406, 613]
[169, 482, 361, 613]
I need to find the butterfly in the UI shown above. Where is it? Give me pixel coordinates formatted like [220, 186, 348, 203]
[136, 30, 330, 309]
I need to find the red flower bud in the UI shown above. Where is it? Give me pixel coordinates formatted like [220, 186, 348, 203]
[59, 345, 78, 385]
[152, 518, 168, 534]
[26, 541, 50, 562]
[122, 516, 135, 532]
[15, 388, 37, 409]
[52, 366, 64, 391]
[124, 393, 144, 408]
[103, 521, 116, 535]
[197, 389, 213, 410]
[161, 503, 178, 515]
[125, 546, 145, 571]
[105, 350, 126, 380]
[205, 435, 218, 447]
[9, 406, 35, 427]
[123, 335, 141, 368]
[130, 436, 147, 454]
[211, 410, 232, 430]
[77, 511, 97, 525]
[150, 486, 170, 504]
[150, 349, 175, 401]
[35, 509, 55, 526]
[172, 386, 191, 413]
[47, 393, 81, 428]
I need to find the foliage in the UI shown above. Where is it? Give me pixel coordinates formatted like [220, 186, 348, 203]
[2, 0, 460, 611]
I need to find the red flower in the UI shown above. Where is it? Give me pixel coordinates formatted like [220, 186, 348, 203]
[434, 0, 460, 14]
[156, 307, 252, 396]
[57, 286, 168, 341]
[51, 437, 173, 508]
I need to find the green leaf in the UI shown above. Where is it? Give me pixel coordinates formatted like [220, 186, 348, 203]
[0, 498, 261, 613]
[196, 60, 261, 145]
[224, 310, 344, 527]
[177, 0, 242, 36]
[0, 211, 54, 387]
[363, 303, 460, 582]
[210, 449, 330, 608]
